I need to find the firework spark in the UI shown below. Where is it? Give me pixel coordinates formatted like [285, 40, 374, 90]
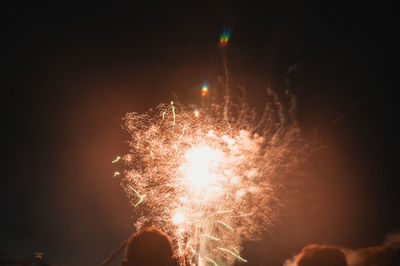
[120, 85, 307, 265]
[112, 156, 121, 163]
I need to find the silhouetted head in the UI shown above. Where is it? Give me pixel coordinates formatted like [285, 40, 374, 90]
[297, 245, 347, 266]
[122, 227, 179, 266]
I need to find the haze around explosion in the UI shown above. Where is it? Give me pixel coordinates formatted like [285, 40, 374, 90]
[117, 80, 310, 265]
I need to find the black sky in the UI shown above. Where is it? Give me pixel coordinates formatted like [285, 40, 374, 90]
[2, 2, 398, 265]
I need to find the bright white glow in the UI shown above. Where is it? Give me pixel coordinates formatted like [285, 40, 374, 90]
[172, 212, 185, 225]
[180, 145, 224, 191]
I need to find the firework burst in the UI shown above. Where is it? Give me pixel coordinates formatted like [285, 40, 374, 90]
[119, 86, 307, 265]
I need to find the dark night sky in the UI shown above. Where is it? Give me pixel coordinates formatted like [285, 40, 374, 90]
[2, 2, 398, 266]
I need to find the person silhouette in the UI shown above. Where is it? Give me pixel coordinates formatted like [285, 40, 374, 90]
[122, 227, 180, 266]
[297, 245, 347, 266]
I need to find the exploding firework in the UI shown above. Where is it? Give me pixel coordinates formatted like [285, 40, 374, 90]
[117, 83, 309, 265]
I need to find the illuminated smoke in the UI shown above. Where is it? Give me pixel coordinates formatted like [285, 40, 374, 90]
[120, 87, 308, 265]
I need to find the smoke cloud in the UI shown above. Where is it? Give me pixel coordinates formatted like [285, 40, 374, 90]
[284, 233, 400, 266]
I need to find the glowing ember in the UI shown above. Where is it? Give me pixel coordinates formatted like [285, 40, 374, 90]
[201, 85, 209, 96]
[219, 29, 230, 46]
